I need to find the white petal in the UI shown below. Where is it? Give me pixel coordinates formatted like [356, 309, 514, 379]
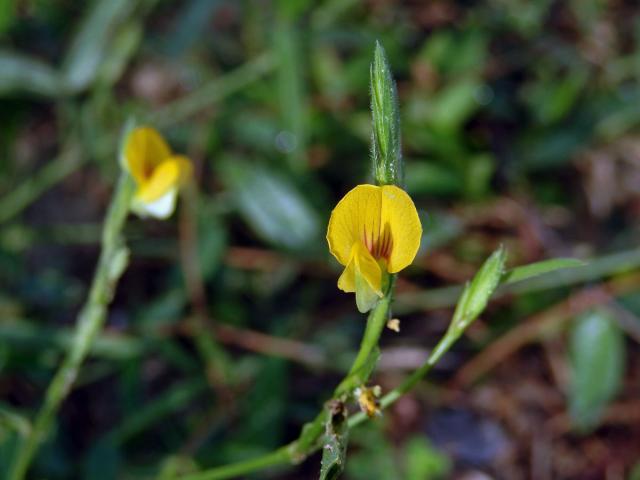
[132, 189, 177, 219]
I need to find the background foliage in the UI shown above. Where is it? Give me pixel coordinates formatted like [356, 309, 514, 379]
[1, 0, 640, 478]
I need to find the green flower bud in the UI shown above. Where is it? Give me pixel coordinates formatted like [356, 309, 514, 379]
[370, 41, 402, 187]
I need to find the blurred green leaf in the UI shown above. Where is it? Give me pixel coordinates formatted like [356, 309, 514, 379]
[429, 79, 481, 131]
[0, 321, 146, 360]
[312, 46, 349, 111]
[83, 439, 121, 480]
[0, 0, 15, 35]
[0, 51, 62, 97]
[197, 206, 227, 281]
[221, 159, 321, 251]
[274, 13, 308, 172]
[109, 378, 208, 444]
[420, 212, 463, 252]
[516, 122, 592, 171]
[163, 0, 222, 57]
[221, 358, 288, 458]
[569, 310, 625, 432]
[404, 437, 450, 480]
[0, 405, 30, 439]
[629, 461, 640, 480]
[0, 431, 19, 479]
[463, 153, 494, 199]
[62, 0, 135, 92]
[346, 424, 399, 479]
[498, 0, 553, 36]
[419, 29, 487, 77]
[503, 258, 586, 285]
[524, 70, 587, 125]
[157, 455, 200, 479]
[405, 161, 463, 196]
[96, 21, 143, 87]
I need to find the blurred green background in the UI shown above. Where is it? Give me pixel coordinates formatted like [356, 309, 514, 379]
[2, 0, 640, 478]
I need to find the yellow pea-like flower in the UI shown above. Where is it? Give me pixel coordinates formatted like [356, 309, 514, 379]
[327, 184, 422, 312]
[122, 126, 192, 219]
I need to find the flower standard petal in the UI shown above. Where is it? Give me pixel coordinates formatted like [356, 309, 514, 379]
[380, 185, 422, 273]
[123, 126, 172, 184]
[327, 184, 382, 266]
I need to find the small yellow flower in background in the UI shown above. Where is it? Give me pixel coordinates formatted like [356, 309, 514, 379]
[122, 126, 192, 219]
[327, 184, 422, 312]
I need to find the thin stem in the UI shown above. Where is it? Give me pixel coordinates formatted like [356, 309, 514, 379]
[152, 53, 274, 127]
[9, 173, 135, 480]
[289, 288, 394, 458]
[395, 247, 640, 313]
[177, 308, 463, 480]
[179, 446, 293, 480]
[177, 282, 396, 480]
[178, 183, 231, 388]
[0, 144, 82, 225]
[348, 332, 457, 429]
[334, 289, 392, 396]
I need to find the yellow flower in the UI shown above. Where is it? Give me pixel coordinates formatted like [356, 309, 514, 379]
[122, 126, 192, 219]
[327, 184, 422, 312]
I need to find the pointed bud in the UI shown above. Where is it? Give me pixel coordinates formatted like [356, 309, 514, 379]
[370, 41, 402, 186]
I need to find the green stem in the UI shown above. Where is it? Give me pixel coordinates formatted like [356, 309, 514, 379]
[0, 144, 82, 225]
[348, 332, 456, 428]
[286, 289, 394, 459]
[178, 283, 397, 480]
[9, 173, 135, 480]
[152, 53, 274, 127]
[395, 247, 640, 313]
[180, 446, 292, 480]
[177, 312, 462, 480]
[334, 287, 392, 397]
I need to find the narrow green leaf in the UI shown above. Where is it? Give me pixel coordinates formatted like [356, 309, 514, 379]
[0, 51, 61, 97]
[220, 159, 321, 251]
[429, 79, 481, 130]
[95, 21, 143, 87]
[62, 0, 134, 92]
[274, 10, 307, 172]
[569, 310, 625, 433]
[452, 245, 507, 330]
[502, 258, 586, 285]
